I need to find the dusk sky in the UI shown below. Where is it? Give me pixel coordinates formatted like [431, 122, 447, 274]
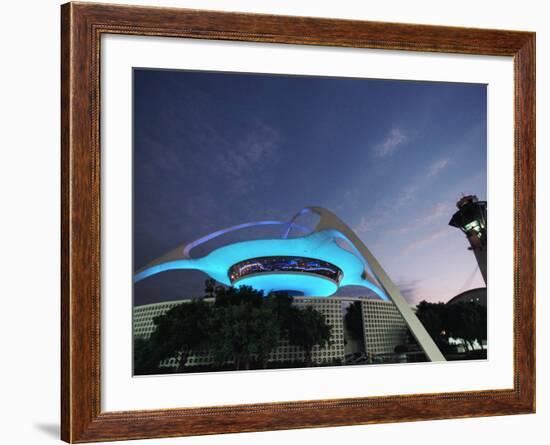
[133, 68, 486, 306]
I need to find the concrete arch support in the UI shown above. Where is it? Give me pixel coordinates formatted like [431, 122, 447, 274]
[307, 206, 445, 362]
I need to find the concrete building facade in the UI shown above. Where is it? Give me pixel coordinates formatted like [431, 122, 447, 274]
[361, 299, 409, 356]
[134, 296, 411, 369]
[267, 297, 345, 365]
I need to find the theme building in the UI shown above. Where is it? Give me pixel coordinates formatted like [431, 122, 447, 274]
[134, 207, 445, 361]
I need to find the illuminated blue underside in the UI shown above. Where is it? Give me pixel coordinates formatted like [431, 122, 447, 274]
[234, 272, 338, 297]
[134, 229, 388, 300]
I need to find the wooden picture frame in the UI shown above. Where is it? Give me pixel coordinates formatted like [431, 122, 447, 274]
[61, 2, 535, 442]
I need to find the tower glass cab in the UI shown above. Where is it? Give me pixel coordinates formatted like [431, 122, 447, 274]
[449, 195, 487, 284]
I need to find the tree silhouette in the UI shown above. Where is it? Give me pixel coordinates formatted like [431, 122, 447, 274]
[134, 282, 337, 373]
[209, 303, 279, 370]
[415, 300, 487, 352]
[445, 302, 486, 347]
[266, 292, 295, 336]
[415, 301, 447, 347]
[133, 337, 160, 375]
[204, 278, 217, 298]
[214, 284, 264, 308]
[209, 286, 279, 369]
[149, 299, 213, 372]
[288, 306, 331, 367]
[344, 301, 365, 350]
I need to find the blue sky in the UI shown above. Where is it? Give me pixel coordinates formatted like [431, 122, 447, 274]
[133, 69, 486, 306]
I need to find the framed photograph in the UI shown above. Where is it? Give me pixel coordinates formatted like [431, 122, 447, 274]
[61, 2, 535, 442]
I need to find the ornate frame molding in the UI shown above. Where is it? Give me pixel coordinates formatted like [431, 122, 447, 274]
[61, 2, 535, 442]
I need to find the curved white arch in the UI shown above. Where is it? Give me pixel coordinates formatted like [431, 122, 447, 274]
[183, 220, 288, 258]
[305, 206, 446, 362]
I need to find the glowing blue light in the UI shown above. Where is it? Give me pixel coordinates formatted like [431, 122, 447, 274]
[134, 229, 389, 300]
[234, 273, 338, 297]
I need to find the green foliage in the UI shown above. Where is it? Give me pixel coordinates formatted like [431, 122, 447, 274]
[288, 306, 332, 366]
[149, 299, 213, 371]
[134, 282, 335, 373]
[214, 284, 264, 308]
[133, 337, 159, 375]
[204, 278, 219, 298]
[344, 301, 364, 346]
[266, 292, 295, 334]
[209, 302, 280, 370]
[444, 302, 487, 344]
[415, 301, 447, 346]
[415, 300, 487, 349]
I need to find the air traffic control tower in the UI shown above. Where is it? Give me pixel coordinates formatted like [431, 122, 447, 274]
[449, 195, 487, 284]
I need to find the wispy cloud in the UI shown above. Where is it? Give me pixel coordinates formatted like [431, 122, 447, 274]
[217, 123, 280, 178]
[138, 117, 282, 240]
[401, 227, 448, 254]
[427, 158, 450, 177]
[373, 127, 407, 158]
[351, 155, 452, 237]
[394, 184, 419, 209]
[425, 202, 451, 220]
[390, 202, 451, 235]
[396, 279, 422, 304]
[354, 216, 373, 234]
[353, 184, 419, 234]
